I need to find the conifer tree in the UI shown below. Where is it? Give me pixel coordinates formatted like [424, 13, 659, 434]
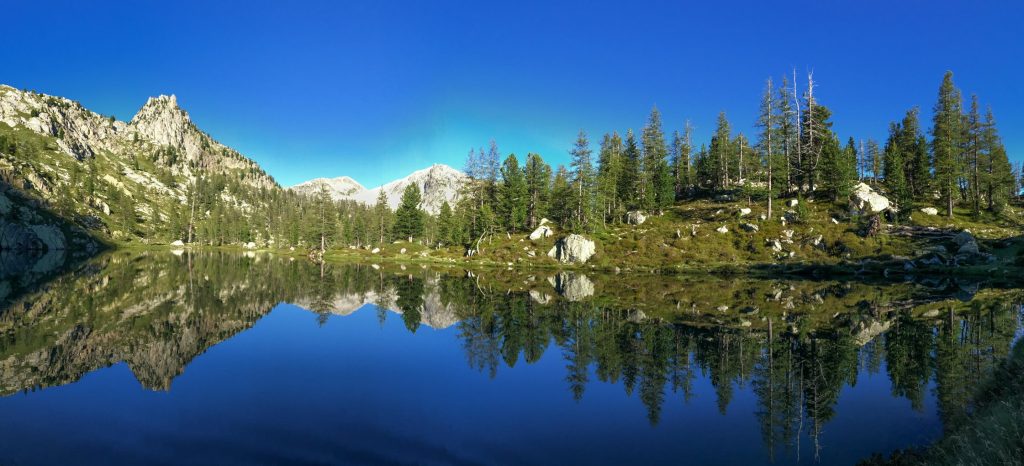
[569, 130, 595, 231]
[620, 130, 641, 208]
[883, 122, 912, 218]
[709, 112, 733, 191]
[641, 107, 671, 211]
[498, 153, 527, 231]
[597, 132, 624, 224]
[392, 183, 424, 240]
[374, 190, 391, 244]
[523, 153, 551, 228]
[436, 201, 454, 246]
[756, 78, 778, 217]
[932, 71, 963, 217]
[549, 165, 573, 226]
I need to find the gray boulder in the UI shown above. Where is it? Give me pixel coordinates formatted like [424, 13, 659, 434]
[626, 210, 647, 225]
[547, 234, 596, 264]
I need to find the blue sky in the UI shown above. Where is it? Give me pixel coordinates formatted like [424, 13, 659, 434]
[3, 1, 1022, 187]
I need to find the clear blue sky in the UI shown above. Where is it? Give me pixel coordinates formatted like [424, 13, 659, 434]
[3, 0, 1021, 187]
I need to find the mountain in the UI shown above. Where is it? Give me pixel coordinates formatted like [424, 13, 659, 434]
[290, 176, 365, 199]
[290, 164, 468, 215]
[0, 85, 279, 251]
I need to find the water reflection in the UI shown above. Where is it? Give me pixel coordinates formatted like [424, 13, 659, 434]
[0, 251, 1020, 464]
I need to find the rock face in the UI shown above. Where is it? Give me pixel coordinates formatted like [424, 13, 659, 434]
[290, 164, 468, 215]
[626, 210, 647, 225]
[547, 234, 596, 264]
[849, 182, 892, 215]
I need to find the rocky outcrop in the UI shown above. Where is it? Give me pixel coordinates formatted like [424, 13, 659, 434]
[849, 182, 892, 215]
[547, 234, 596, 264]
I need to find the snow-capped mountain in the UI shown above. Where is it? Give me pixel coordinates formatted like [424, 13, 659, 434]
[290, 164, 468, 215]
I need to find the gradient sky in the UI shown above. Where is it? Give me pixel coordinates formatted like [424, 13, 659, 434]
[3, 0, 1022, 187]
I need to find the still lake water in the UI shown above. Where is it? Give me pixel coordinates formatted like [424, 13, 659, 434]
[0, 251, 1021, 465]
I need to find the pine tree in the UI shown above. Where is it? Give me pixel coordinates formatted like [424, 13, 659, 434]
[374, 190, 391, 244]
[436, 201, 454, 246]
[569, 129, 595, 231]
[392, 183, 424, 240]
[620, 129, 641, 208]
[641, 106, 671, 211]
[883, 122, 912, 218]
[777, 75, 798, 194]
[709, 112, 733, 191]
[549, 165, 573, 226]
[498, 153, 527, 231]
[932, 71, 963, 217]
[523, 153, 551, 229]
[597, 132, 624, 224]
[756, 78, 778, 217]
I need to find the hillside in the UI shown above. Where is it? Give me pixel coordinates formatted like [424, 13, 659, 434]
[0, 85, 278, 252]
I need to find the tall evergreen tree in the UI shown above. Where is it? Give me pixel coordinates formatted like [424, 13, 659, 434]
[392, 183, 424, 240]
[932, 71, 963, 217]
[620, 130, 641, 208]
[597, 132, 624, 224]
[569, 130, 596, 231]
[709, 112, 733, 191]
[756, 78, 778, 217]
[641, 106, 672, 211]
[523, 153, 552, 229]
[883, 122, 912, 218]
[498, 153, 528, 231]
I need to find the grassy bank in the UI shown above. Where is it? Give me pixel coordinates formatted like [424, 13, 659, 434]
[862, 338, 1024, 466]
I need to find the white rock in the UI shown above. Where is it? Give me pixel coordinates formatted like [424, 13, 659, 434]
[831, 218, 840, 224]
[244, 241, 256, 249]
[170, 240, 185, 247]
[738, 208, 752, 217]
[786, 199, 799, 207]
[716, 225, 729, 234]
[400, 247, 407, 254]
[371, 247, 380, 254]
[920, 207, 938, 216]
[849, 182, 891, 215]
[529, 224, 554, 241]
[740, 223, 759, 232]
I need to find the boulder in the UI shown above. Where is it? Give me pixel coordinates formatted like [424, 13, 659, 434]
[953, 231, 975, 247]
[547, 234, 596, 264]
[244, 241, 256, 249]
[400, 247, 407, 254]
[529, 224, 554, 241]
[170, 240, 185, 247]
[786, 199, 799, 208]
[0, 223, 42, 250]
[958, 240, 980, 255]
[766, 239, 783, 252]
[849, 182, 891, 215]
[920, 207, 939, 216]
[738, 208, 752, 217]
[626, 210, 647, 225]
[716, 225, 729, 234]
[371, 247, 380, 254]
[740, 223, 759, 232]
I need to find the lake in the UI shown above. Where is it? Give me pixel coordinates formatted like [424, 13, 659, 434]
[0, 251, 1020, 465]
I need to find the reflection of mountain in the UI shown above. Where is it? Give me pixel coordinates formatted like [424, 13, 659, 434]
[0, 251, 1020, 461]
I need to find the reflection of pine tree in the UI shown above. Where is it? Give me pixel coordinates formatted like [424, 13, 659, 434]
[394, 274, 425, 333]
[885, 313, 933, 410]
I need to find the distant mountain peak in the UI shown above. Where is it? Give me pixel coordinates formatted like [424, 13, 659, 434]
[290, 164, 468, 214]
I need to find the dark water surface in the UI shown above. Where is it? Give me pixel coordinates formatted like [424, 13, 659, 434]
[0, 251, 1020, 465]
